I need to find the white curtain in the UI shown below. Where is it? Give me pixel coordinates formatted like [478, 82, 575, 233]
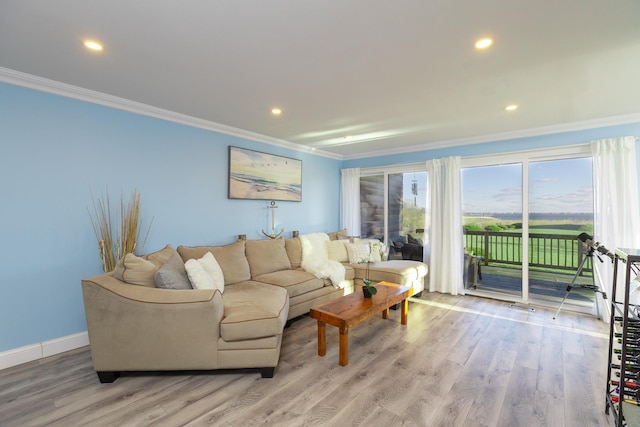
[425, 156, 464, 295]
[591, 137, 640, 311]
[340, 168, 361, 237]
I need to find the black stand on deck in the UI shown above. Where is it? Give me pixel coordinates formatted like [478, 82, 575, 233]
[553, 246, 608, 320]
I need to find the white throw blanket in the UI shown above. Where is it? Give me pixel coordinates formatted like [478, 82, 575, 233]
[300, 233, 347, 288]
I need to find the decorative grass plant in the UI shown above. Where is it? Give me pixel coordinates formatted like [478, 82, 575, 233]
[88, 188, 153, 273]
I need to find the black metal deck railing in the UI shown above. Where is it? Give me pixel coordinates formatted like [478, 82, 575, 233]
[463, 231, 592, 273]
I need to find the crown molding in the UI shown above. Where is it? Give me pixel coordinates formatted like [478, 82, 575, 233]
[343, 112, 640, 160]
[5, 67, 638, 163]
[0, 67, 342, 160]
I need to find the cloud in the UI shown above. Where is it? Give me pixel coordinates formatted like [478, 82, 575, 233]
[530, 185, 592, 212]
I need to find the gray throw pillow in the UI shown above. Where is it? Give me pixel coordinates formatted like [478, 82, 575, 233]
[154, 252, 192, 290]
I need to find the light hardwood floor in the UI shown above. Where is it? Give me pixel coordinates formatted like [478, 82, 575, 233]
[0, 293, 614, 426]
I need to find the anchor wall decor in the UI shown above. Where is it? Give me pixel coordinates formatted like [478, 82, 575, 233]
[262, 200, 284, 239]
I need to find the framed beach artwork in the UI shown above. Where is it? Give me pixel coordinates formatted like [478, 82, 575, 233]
[228, 146, 302, 202]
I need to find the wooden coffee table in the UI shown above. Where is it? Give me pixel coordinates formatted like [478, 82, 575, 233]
[309, 281, 413, 366]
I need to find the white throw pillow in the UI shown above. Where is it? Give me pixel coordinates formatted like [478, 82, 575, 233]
[198, 252, 225, 293]
[345, 243, 372, 264]
[354, 238, 386, 262]
[369, 241, 385, 262]
[326, 240, 349, 262]
[185, 259, 216, 290]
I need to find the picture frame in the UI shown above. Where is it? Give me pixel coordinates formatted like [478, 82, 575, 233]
[228, 146, 302, 201]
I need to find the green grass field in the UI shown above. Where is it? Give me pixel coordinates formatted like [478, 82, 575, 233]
[463, 215, 593, 271]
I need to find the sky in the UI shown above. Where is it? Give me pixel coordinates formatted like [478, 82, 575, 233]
[461, 157, 593, 214]
[402, 172, 427, 208]
[396, 157, 593, 214]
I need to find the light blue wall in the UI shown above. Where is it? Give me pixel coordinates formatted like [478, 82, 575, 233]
[0, 83, 341, 353]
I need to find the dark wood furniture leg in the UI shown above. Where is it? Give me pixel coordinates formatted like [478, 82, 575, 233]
[339, 325, 349, 366]
[317, 320, 326, 356]
[401, 298, 409, 325]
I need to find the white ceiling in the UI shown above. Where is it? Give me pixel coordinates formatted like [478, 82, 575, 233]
[2, 1, 640, 159]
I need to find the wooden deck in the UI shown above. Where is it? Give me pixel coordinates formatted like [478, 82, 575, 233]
[468, 264, 597, 310]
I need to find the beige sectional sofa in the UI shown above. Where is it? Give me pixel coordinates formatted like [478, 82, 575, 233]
[81, 232, 428, 383]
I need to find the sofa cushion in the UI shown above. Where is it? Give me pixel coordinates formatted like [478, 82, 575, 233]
[154, 252, 192, 290]
[220, 281, 289, 341]
[113, 253, 158, 287]
[285, 237, 302, 269]
[253, 269, 325, 298]
[327, 229, 349, 241]
[350, 260, 428, 286]
[177, 241, 251, 285]
[245, 238, 291, 277]
[344, 264, 356, 280]
[326, 239, 349, 262]
[176, 245, 208, 262]
[144, 244, 177, 268]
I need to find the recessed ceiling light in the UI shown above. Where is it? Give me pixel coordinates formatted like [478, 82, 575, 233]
[504, 104, 518, 111]
[475, 38, 493, 50]
[344, 135, 353, 140]
[271, 108, 282, 115]
[83, 40, 104, 51]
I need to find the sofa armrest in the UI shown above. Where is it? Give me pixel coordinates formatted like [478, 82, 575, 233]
[82, 273, 217, 304]
[81, 274, 224, 372]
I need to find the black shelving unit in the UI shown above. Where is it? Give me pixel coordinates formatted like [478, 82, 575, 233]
[606, 248, 640, 426]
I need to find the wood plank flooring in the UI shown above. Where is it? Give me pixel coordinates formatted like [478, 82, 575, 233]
[0, 293, 614, 426]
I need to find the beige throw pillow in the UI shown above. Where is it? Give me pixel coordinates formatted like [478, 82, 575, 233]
[144, 244, 177, 268]
[326, 240, 349, 262]
[113, 253, 158, 287]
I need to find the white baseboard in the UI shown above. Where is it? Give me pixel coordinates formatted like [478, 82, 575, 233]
[0, 332, 89, 371]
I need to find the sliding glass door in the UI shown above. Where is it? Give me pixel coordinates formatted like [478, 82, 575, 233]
[527, 157, 594, 308]
[462, 163, 524, 298]
[461, 147, 595, 310]
[360, 168, 427, 261]
[355, 145, 595, 309]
